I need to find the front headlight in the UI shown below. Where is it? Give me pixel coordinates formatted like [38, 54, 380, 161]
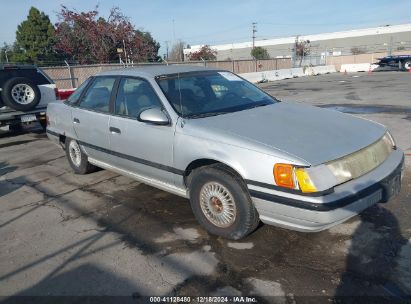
[383, 131, 396, 149]
[273, 132, 396, 193]
[326, 131, 395, 185]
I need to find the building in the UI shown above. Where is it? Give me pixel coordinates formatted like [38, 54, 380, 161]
[183, 23, 411, 61]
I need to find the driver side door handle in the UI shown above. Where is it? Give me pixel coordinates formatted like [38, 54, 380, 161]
[109, 126, 121, 134]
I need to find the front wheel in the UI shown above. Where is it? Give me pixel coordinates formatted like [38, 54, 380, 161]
[404, 61, 411, 71]
[188, 164, 260, 240]
[65, 138, 96, 174]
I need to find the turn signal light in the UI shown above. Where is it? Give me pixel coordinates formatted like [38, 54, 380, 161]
[273, 164, 294, 189]
[295, 168, 318, 193]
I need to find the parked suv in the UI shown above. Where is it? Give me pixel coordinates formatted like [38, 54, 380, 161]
[0, 64, 58, 131]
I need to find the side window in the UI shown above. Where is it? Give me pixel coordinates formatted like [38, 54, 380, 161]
[79, 77, 116, 113]
[65, 77, 91, 105]
[115, 78, 162, 118]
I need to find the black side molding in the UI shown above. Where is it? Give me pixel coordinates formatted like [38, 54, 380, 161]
[46, 129, 184, 176]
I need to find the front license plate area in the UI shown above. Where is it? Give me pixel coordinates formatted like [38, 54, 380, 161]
[21, 114, 37, 123]
[381, 172, 401, 202]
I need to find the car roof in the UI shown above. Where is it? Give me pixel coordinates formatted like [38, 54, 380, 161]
[0, 64, 38, 70]
[97, 65, 221, 78]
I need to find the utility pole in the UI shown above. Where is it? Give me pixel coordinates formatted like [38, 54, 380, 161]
[172, 19, 176, 44]
[252, 22, 257, 49]
[164, 41, 169, 60]
[388, 36, 393, 56]
[122, 39, 128, 66]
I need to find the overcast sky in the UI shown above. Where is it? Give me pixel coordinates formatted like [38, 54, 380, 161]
[1, 0, 410, 55]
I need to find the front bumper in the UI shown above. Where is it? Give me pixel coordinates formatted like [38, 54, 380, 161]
[249, 149, 405, 232]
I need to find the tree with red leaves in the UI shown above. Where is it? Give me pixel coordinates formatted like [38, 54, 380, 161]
[54, 6, 159, 64]
[187, 45, 217, 61]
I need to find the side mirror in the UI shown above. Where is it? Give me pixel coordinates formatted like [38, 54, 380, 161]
[138, 108, 170, 125]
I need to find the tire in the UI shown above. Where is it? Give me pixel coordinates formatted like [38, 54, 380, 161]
[39, 119, 47, 130]
[188, 164, 260, 240]
[65, 138, 97, 174]
[404, 61, 411, 71]
[1, 77, 41, 111]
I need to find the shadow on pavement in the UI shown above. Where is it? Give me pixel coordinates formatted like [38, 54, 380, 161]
[334, 205, 409, 303]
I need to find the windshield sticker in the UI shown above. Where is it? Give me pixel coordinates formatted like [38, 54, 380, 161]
[218, 72, 242, 81]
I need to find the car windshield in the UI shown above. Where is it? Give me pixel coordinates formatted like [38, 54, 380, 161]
[156, 71, 277, 118]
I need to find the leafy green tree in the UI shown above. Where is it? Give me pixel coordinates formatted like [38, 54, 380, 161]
[12, 7, 58, 64]
[251, 46, 270, 60]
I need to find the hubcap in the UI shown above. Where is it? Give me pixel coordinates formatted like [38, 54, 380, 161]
[68, 140, 82, 167]
[11, 84, 35, 104]
[199, 182, 236, 228]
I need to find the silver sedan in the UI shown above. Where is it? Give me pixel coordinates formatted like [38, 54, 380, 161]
[46, 66, 404, 239]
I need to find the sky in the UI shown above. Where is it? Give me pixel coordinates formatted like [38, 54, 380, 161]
[1, 0, 410, 56]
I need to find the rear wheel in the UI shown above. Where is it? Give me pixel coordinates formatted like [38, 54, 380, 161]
[1, 77, 41, 111]
[65, 138, 97, 174]
[188, 164, 259, 240]
[404, 61, 411, 71]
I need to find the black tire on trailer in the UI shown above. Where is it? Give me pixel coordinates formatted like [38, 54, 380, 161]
[188, 164, 260, 240]
[1, 77, 41, 111]
[39, 119, 47, 130]
[65, 138, 97, 175]
[9, 123, 23, 133]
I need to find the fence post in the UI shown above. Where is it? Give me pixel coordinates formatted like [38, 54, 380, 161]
[232, 60, 235, 73]
[64, 60, 75, 88]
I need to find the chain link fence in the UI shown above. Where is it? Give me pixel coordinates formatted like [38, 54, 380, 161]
[41, 58, 292, 89]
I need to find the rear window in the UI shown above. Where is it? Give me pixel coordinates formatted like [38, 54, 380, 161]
[0, 67, 52, 86]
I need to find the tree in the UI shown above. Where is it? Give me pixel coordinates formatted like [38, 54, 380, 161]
[294, 39, 311, 66]
[251, 46, 270, 60]
[350, 47, 366, 55]
[54, 6, 159, 64]
[0, 43, 13, 63]
[12, 7, 58, 64]
[169, 40, 185, 62]
[187, 45, 217, 61]
[136, 30, 160, 62]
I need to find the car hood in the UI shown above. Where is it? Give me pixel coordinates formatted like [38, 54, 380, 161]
[188, 101, 386, 166]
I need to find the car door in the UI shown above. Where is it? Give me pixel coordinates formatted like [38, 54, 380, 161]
[108, 77, 176, 185]
[71, 76, 117, 162]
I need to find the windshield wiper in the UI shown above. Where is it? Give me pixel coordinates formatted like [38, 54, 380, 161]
[186, 111, 230, 119]
[248, 101, 272, 109]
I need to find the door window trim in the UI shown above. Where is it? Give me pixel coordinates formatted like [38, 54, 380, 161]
[64, 77, 94, 107]
[76, 76, 119, 114]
